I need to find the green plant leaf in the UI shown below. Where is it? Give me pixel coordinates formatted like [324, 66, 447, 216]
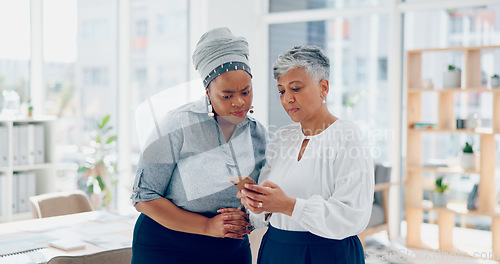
[102, 126, 113, 134]
[96, 175, 106, 191]
[95, 133, 101, 144]
[99, 115, 110, 129]
[435, 177, 448, 193]
[77, 166, 90, 173]
[105, 136, 117, 145]
[79, 113, 116, 205]
[463, 142, 473, 153]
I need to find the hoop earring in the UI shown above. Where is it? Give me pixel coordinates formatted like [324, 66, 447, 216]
[207, 98, 215, 117]
[249, 106, 254, 113]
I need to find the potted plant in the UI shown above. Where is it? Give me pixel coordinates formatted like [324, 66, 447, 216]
[491, 74, 500, 88]
[432, 176, 448, 207]
[443, 64, 461, 89]
[460, 142, 475, 170]
[77, 114, 117, 210]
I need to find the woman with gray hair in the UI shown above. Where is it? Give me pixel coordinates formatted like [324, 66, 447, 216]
[130, 27, 267, 264]
[233, 45, 374, 263]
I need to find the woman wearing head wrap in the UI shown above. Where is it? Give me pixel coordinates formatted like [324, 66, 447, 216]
[233, 46, 374, 263]
[130, 27, 267, 264]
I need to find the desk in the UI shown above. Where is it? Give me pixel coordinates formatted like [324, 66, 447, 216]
[0, 210, 138, 264]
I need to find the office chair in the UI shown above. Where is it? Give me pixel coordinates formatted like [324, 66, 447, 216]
[358, 163, 393, 246]
[47, 247, 132, 264]
[29, 190, 94, 218]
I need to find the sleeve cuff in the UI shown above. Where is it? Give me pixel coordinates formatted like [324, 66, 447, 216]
[249, 211, 268, 229]
[290, 198, 305, 222]
[130, 190, 162, 206]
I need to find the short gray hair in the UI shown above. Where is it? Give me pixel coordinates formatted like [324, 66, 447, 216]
[272, 45, 330, 82]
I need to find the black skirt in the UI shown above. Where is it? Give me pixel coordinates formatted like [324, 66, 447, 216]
[257, 225, 365, 264]
[132, 213, 251, 264]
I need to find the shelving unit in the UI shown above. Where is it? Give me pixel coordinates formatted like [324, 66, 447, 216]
[405, 46, 500, 255]
[0, 116, 56, 222]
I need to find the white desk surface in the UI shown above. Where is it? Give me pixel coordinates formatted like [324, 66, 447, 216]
[0, 210, 139, 263]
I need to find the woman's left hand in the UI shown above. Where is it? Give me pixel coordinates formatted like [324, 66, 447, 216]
[240, 181, 296, 216]
[216, 206, 252, 239]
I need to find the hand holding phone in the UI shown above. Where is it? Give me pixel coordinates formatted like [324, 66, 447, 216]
[229, 176, 256, 191]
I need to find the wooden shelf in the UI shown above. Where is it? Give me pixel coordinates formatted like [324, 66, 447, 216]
[408, 88, 500, 93]
[405, 45, 500, 254]
[408, 166, 480, 175]
[409, 127, 495, 135]
[408, 200, 500, 217]
[374, 182, 398, 191]
[407, 45, 500, 53]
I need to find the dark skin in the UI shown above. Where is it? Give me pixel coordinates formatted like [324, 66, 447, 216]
[136, 201, 250, 239]
[233, 181, 295, 216]
[135, 70, 254, 239]
[206, 69, 253, 142]
[229, 67, 338, 216]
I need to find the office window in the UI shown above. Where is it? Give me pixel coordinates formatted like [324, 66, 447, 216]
[131, 3, 146, 52]
[378, 58, 387, 81]
[156, 14, 165, 35]
[0, 0, 30, 109]
[43, 0, 77, 136]
[356, 57, 367, 83]
[405, 6, 500, 49]
[129, 0, 189, 172]
[157, 66, 165, 86]
[404, 5, 500, 160]
[41, 0, 119, 192]
[135, 20, 148, 36]
[269, 0, 389, 12]
[83, 68, 109, 86]
[269, 14, 391, 162]
[404, 5, 500, 227]
[82, 20, 109, 41]
[134, 68, 147, 87]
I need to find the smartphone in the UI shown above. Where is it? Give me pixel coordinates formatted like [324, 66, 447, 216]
[229, 176, 256, 191]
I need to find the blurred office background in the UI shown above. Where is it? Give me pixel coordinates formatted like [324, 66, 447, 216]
[1, 0, 500, 240]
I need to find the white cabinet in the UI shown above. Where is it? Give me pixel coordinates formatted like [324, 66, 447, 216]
[0, 116, 56, 222]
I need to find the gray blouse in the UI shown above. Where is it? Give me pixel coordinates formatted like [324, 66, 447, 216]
[131, 97, 268, 214]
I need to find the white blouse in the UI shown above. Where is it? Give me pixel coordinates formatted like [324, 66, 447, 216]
[250, 119, 374, 240]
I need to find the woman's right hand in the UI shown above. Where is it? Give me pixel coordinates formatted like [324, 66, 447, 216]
[206, 206, 251, 239]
